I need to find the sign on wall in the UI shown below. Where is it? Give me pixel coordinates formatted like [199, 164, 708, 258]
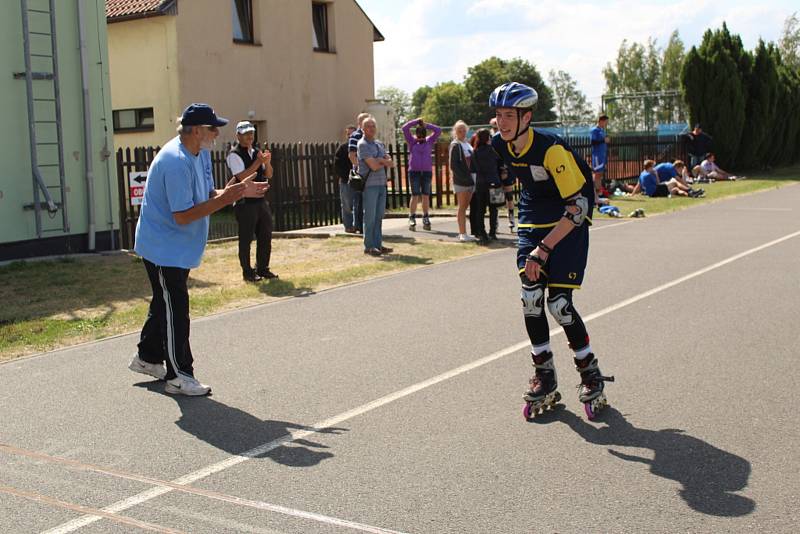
[129, 171, 147, 206]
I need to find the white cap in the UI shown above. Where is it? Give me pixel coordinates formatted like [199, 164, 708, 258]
[236, 121, 255, 134]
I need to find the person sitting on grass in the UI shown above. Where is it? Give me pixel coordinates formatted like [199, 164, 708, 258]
[700, 152, 741, 181]
[632, 160, 703, 198]
[655, 160, 704, 196]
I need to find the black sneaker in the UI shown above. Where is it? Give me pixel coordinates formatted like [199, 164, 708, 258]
[243, 271, 262, 282]
[379, 246, 393, 254]
[257, 269, 279, 280]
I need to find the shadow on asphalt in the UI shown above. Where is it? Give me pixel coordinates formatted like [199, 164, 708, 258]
[536, 405, 754, 517]
[134, 382, 346, 467]
[386, 230, 518, 248]
[255, 278, 316, 298]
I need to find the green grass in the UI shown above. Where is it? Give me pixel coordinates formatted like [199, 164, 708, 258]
[0, 235, 485, 361]
[594, 168, 800, 219]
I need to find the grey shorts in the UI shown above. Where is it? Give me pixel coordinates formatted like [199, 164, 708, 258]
[453, 183, 475, 194]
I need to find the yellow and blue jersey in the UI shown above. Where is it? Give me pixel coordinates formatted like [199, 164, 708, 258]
[491, 128, 594, 227]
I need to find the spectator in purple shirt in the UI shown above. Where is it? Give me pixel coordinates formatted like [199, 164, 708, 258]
[402, 118, 441, 231]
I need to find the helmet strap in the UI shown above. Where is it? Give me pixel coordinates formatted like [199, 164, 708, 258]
[511, 109, 530, 143]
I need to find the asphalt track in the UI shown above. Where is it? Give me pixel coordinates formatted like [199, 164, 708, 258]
[1, 185, 799, 533]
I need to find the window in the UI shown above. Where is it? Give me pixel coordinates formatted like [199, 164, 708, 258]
[232, 0, 254, 43]
[113, 108, 154, 133]
[312, 2, 330, 52]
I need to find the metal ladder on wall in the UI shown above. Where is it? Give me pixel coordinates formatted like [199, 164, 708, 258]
[15, 0, 69, 237]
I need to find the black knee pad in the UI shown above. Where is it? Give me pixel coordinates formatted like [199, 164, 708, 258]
[505, 191, 514, 201]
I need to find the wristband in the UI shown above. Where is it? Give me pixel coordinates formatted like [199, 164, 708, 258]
[537, 242, 553, 254]
[526, 253, 545, 267]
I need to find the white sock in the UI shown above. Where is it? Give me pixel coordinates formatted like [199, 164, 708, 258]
[573, 344, 592, 360]
[532, 343, 551, 356]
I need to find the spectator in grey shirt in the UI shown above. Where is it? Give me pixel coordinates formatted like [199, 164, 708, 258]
[357, 117, 395, 256]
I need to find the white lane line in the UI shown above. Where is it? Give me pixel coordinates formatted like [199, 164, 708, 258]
[44, 227, 800, 533]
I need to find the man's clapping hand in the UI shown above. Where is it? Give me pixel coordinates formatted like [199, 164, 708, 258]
[218, 181, 247, 205]
[240, 172, 269, 198]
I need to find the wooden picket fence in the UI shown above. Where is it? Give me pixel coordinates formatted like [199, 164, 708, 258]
[116, 134, 687, 248]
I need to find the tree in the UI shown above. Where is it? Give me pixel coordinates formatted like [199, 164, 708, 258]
[738, 40, 779, 168]
[505, 58, 557, 123]
[602, 38, 662, 131]
[766, 49, 800, 165]
[778, 12, 800, 71]
[548, 69, 594, 125]
[463, 56, 556, 124]
[376, 86, 410, 129]
[659, 31, 687, 124]
[410, 85, 433, 121]
[682, 24, 750, 168]
[420, 82, 471, 127]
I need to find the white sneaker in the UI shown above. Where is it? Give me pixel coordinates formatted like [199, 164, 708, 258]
[458, 234, 477, 242]
[128, 355, 166, 380]
[165, 375, 211, 396]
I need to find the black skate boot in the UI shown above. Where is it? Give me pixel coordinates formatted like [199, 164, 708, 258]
[422, 216, 431, 231]
[575, 354, 615, 420]
[408, 214, 416, 231]
[522, 351, 561, 419]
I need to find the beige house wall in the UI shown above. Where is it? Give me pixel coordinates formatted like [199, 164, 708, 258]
[107, 16, 179, 147]
[109, 0, 376, 149]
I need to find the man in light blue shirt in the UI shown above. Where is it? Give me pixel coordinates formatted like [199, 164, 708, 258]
[129, 103, 267, 396]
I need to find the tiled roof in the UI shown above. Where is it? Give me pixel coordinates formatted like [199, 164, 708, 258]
[105, 0, 173, 22]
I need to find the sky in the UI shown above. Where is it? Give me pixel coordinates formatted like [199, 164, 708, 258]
[357, 0, 797, 108]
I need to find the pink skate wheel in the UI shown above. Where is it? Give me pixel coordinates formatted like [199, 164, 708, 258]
[523, 403, 533, 420]
[584, 402, 595, 420]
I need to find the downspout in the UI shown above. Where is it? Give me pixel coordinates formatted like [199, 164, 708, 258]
[77, 0, 96, 250]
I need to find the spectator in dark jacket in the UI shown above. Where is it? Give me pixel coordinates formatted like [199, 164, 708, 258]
[226, 121, 277, 282]
[334, 124, 357, 232]
[469, 129, 501, 242]
[683, 124, 712, 170]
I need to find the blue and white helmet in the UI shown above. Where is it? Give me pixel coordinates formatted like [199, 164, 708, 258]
[489, 82, 538, 109]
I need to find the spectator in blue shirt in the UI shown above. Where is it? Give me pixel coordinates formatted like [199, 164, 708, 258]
[655, 160, 704, 197]
[347, 113, 372, 234]
[655, 160, 692, 187]
[357, 117, 395, 256]
[128, 103, 267, 397]
[633, 159, 699, 198]
[590, 114, 609, 196]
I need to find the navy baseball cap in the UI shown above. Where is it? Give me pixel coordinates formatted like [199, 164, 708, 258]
[180, 103, 228, 127]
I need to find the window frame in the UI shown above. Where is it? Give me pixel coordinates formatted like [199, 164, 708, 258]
[112, 108, 155, 133]
[312, 2, 332, 53]
[232, 0, 255, 44]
